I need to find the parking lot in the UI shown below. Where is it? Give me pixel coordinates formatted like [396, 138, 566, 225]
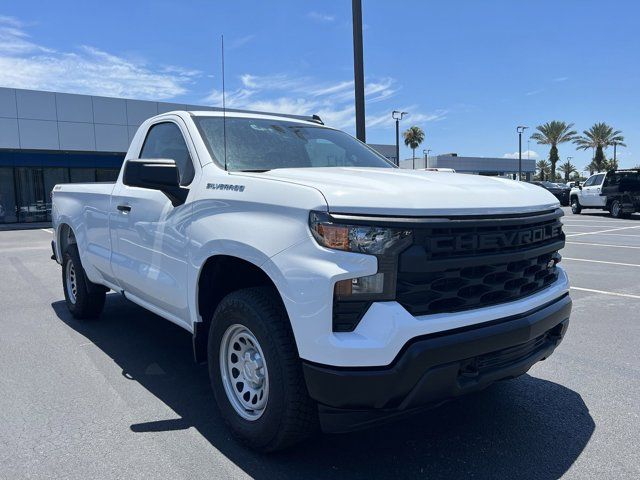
[1, 207, 638, 479]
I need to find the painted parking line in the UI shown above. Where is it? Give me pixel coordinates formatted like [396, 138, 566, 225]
[562, 224, 637, 228]
[566, 226, 640, 238]
[562, 257, 640, 268]
[565, 241, 640, 249]
[586, 233, 640, 237]
[570, 286, 640, 300]
[40, 229, 53, 233]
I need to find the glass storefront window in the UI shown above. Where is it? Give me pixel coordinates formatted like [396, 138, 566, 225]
[96, 169, 120, 182]
[15, 168, 47, 223]
[70, 168, 96, 183]
[0, 165, 121, 224]
[0, 168, 17, 223]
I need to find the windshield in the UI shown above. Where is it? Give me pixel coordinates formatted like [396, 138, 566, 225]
[194, 116, 395, 171]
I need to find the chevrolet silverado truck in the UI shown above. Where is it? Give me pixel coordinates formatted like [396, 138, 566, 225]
[571, 169, 640, 217]
[51, 110, 571, 451]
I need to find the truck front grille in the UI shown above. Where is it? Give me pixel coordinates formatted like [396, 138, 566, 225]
[396, 209, 565, 317]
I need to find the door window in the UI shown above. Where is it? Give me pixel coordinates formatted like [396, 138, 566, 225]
[591, 174, 605, 186]
[583, 176, 596, 187]
[140, 122, 194, 185]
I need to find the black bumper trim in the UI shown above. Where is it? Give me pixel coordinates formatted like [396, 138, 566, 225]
[302, 293, 571, 433]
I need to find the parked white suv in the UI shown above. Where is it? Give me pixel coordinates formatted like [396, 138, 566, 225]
[51, 110, 571, 451]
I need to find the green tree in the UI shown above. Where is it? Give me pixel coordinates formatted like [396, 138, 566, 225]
[530, 121, 577, 181]
[559, 160, 577, 181]
[536, 159, 551, 180]
[403, 126, 425, 168]
[574, 122, 626, 172]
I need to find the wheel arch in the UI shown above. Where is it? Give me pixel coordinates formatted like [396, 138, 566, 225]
[56, 222, 77, 260]
[193, 254, 287, 364]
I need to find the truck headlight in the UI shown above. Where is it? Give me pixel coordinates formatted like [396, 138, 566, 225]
[309, 211, 410, 255]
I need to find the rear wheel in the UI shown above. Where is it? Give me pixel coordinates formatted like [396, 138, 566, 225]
[610, 199, 624, 218]
[571, 197, 582, 214]
[62, 244, 106, 319]
[208, 287, 318, 452]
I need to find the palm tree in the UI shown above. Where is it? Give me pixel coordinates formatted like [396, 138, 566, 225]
[403, 126, 425, 168]
[536, 160, 551, 181]
[559, 160, 577, 181]
[529, 121, 577, 181]
[574, 122, 626, 172]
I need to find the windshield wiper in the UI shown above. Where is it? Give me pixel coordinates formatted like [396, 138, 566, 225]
[237, 169, 271, 173]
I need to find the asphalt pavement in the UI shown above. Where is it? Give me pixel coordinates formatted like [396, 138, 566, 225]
[1, 207, 638, 479]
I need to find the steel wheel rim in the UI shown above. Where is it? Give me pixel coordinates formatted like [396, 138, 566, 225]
[65, 260, 78, 304]
[219, 324, 269, 421]
[612, 202, 620, 217]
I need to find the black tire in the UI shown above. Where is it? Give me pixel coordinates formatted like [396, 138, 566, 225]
[610, 200, 624, 218]
[208, 287, 318, 452]
[571, 197, 582, 214]
[62, 244, 106, 319]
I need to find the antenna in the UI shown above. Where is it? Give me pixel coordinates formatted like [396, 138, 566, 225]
[221, 34, 228, 171]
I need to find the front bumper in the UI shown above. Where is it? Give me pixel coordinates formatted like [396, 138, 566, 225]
[303, 293, 571, 433]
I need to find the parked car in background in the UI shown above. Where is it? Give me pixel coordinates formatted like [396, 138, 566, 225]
[530, 181, 571, 206]
[425, 167, 456, 172]
[566, 181, 578, 189]
[571, 170, 640, 217]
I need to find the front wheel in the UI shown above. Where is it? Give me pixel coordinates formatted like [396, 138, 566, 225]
[208, 287, 318, 452]
[571, 197, 582, 214]
[62, 244, 106, 319]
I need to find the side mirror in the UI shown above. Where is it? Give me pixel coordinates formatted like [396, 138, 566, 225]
[123, 159, 188, 206]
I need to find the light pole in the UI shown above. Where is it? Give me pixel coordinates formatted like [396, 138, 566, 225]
[517, 126, 529, 181]
[352, 0, 366, 142]
[392, 110, 407, 167]
[423, 149, 431, 169]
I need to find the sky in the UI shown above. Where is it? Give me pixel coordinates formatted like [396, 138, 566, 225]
[0, 0, 638, 169]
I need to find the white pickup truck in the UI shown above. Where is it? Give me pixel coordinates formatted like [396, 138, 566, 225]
[51, 110, 571, 451]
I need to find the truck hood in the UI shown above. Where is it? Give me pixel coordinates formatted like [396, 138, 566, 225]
[239, 167, 560, 216]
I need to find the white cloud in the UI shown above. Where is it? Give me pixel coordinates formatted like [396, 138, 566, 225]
[0, 16, 198, 99]
[229, 34, 256, 50]
[553, 76, 568, 82]
[307, 12, 335, 22]
[203, 74, 442, 131]
[525, 89, 544, 96]
[503, 150, 539, 159]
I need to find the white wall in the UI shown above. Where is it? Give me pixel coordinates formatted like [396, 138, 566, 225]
[0, 87, 215, 153]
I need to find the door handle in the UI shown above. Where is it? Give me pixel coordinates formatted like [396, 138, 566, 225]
[117, 204, 132, 213]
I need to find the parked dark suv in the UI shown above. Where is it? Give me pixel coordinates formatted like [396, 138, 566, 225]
[530, 181, 571, 206]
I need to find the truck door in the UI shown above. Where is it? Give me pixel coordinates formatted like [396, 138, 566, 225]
[581, 173, 605, 206]
[110, 119, 195, 325]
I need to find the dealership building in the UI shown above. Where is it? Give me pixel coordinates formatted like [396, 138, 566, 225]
[399, 153, 536, 179]
[0, 87, 223, 224]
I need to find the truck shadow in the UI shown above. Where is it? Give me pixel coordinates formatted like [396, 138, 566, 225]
[52, 295, 594, 480]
